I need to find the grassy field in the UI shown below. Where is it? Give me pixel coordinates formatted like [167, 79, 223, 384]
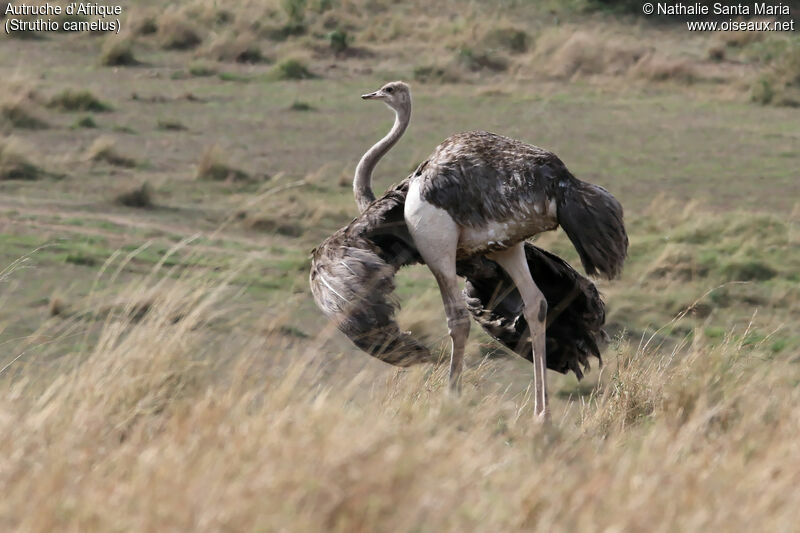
[1, 1, 799, 530]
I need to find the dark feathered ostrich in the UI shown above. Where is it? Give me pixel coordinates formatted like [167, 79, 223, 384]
[310, 82, 627, 420]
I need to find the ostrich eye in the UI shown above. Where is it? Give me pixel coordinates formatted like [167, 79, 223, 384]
[385, 87, 394, 93]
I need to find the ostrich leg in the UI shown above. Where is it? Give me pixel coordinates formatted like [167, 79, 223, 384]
[429, 261, 470, 393]
[404, 183, 469, 393]
[488, 243, 549, 420]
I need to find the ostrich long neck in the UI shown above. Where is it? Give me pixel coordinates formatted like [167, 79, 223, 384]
[353, 105, 410, 213]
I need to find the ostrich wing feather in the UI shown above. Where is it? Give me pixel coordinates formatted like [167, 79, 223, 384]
[310, 178, 607, 378]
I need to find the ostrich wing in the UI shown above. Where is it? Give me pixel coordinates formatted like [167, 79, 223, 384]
[310, 178, 607, 378]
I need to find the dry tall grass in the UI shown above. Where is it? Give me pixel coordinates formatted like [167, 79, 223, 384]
[1, 247, 799, 532]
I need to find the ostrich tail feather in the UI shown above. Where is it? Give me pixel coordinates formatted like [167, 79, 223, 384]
[557, 180, 628, 280]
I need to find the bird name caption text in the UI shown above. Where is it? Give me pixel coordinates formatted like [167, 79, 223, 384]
[4, 3, 123, 35]
[641, 2, 796, 31]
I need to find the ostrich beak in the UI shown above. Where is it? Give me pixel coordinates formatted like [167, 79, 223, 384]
[361, 91, 381, 100]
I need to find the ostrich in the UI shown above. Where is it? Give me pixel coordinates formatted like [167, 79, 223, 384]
[310, 82, 626, 419]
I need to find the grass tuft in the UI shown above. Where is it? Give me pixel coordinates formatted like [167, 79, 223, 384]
[99, 38, 138, 66]
[633, 54, 697, 83]
[48, 89, 112, 112]
[71, 115, 98, 129]
[483, 26, 529, 54]
[115, 182, 154, 208]
[48, 295, 66, 316]
[196, 145, 249, 182]
[270, 58, 315, 80]
[188, 62, 218, 77]
[157, 118, 187, 131]
[720, 260, 777, 282]
[157, 11, 202, 50]
[413, 64, 461, 84]
[289, 101, 315, 111]
[0, 138, 43, 180]
[456, 46, 508, 72]
[328, 29, 349, 53]
[0, 97, 49, 130]
[86, 136, 137, 167]
[201, 32, 268, 63]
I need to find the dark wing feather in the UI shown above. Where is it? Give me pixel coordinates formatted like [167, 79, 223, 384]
[310, 177, 607, 378]
[310, 181, 434, 366]
[459, 246, 606, 379]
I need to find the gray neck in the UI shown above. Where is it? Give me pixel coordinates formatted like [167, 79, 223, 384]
[353, 105, 410, 213]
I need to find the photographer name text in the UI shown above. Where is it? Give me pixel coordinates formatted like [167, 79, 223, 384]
[656, 2, 790, 16]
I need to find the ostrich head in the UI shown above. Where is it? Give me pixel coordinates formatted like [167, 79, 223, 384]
[361, 81, 411, 114]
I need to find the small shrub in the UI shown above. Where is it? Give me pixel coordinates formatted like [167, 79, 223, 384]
[328, 29, 349, 53]
[484, 27, 529, 54]
[749, 41, 800, 107]
[281, 0, 306, 27]
[413, 64, 461, 84]
[196, 146, 249, 182]
[115, 182, 154, 208]
[270, 58, 314, 80]
[48, 89, 111, 112]
[48, 296, 66, 316]
[86, 137, 137, 167]
[289, 101, 315, 111]
[157, 118, 187, 131]
[717, 30, 764, 48]
[456, 47, 508, 72]
[201, 33, 267, 63]
[158, 12, 202, 50]
[189, 63, 217, 77]
[0, 139, 42, 180]
[71, 116, 98, 129]
[720, 260, 777, 281]
[0, 98, 48, 129]
[218, 72, 252, 82]
[707, 45, 725, 62]
[65, 253, 98, 267]
[538, 30, 644, 79]
[750, 76, 775, 105]
[100, 38, 138, 66]
[633, 54, 697, 83]
[131, 14, 158, 36]
[245, 215, 304, 237]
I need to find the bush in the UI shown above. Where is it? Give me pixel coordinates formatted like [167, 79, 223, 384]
[289, 101, 315, 111]
[281, 0, 306, 26]
[196, 146, 249, 182]
[0, 98, 48, 129]
[201, 33, 267, 63]
[86, 137, 137, 167]
[130, 14, 158, 36]
[115, 182, 154, 208]
[750, 76, 775, 105]
[0, 139, 43, 180]
[100, 39, 138, 66]
[413, 64, 461, 84]
[456, 47, 508, 72]
[633, 54, 696, 83]
[157, 118, 187, 131]
[189, 63, 217, 77]
[158, 12, 202, 50]
[48, 90, 112, 112]
[328, 29, 349, 53]
[71, 116, 98, 129]
[720, 260, 777, 281]
[484, 27, 529, 54]
[270, 58, 315, 80]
